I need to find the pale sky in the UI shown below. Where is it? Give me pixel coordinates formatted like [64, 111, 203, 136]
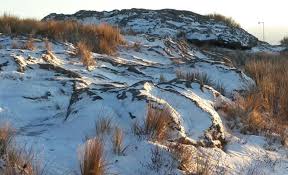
[1, 0, 288, 44]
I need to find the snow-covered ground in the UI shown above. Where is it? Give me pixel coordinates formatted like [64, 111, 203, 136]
[0, 33, 287, 175]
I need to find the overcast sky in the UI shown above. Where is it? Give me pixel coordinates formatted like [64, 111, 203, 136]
[1, 0, 287, 44]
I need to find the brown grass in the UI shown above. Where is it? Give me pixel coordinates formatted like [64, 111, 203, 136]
[144, 103, 172, 141]
[131, 104, 173, 142]
[80, 138, 107, 175]
[0, 14, 124, 55]
[95, 118, 112, 136]
[23, 36, 35, 50]
[4, 147, 44, 175]
[0, 124, 44, 175]
[207, 13, 241, 28]
[76, 41, 96, 68]
[0, 123, 14, 156]
[112, 127, 126, 156]
[171, 144, 226, 174]
[222, 53, 288, 143]
[243, 55, 288, 136]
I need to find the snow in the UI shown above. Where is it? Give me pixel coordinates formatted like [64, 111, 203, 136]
[0, 34, 287, 175]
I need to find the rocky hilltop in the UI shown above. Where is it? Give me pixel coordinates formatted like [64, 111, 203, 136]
[43, 9, 259, 49]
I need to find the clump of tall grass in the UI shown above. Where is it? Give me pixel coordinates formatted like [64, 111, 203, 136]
[0, 123, 44, 175]
[132, 103, 173, 142]
[76, 41, 96, 68]
[112, 127, 127, 156]
[144, 104, 172, 142]
[95, 118, 112, 137]
[79, 138, 107, 175]
[23, 36, 35, 50]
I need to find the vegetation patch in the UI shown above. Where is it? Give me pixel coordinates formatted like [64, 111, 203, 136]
[0, 14, 124, 55]
[207, 13, 241, 28]
[222, 53, 288, 144]
[79, 138, 107, 175]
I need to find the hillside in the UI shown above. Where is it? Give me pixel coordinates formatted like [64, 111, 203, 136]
[0, 9, 287, 175]
[43, 9, 260, 49]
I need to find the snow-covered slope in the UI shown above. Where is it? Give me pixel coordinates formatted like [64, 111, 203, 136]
[0, 33, 287, 175]
[43, 9, 259, 49]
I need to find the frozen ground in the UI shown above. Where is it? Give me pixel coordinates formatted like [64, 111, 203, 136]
[0, 33, 287, 175]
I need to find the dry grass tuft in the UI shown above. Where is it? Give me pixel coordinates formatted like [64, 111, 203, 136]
[176, 70, 213, 86]
[95, 118, 112, 137]
[112, 127, 126, 156]
[23, 36, 35, 50]
[144, 103, 172, 142]
[76, 41, 96, 68]
[0, 124, 44, 175]
[80, 138, 107, 175]
[145, 146, 176, 173]
[159, 74, 166, 83]
[131, 104, 173, 142]
[43, 38, 52, 51]
[171, 143, 226, 174]
[4, 147, 44, 175]
[0, 123, 14, 156]
[207, 13, 241, 28]
[0, 14, 124, 55]
[176, 70, 226, 94]
[132, 120, 143, 138]
[280, 36, 288, 46]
